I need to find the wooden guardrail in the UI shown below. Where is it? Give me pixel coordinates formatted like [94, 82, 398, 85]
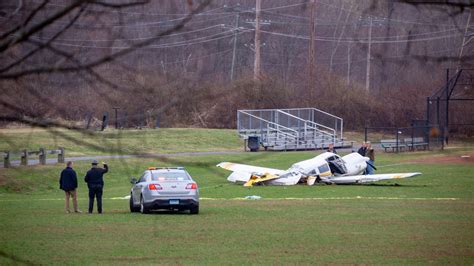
[2, 147, 65, 168]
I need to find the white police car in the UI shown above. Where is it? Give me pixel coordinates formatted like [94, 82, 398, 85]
[129, 167, 199, 214]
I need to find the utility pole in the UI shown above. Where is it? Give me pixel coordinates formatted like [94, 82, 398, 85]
[358, 16, 385, 92]
[231, 13, 240, 81]
[254, 0, 261, 80]
[365, 17, 373, 92]
[244, 18, 269, 66]
[308, 0, 316, 95]
[225, 4, 243, 81]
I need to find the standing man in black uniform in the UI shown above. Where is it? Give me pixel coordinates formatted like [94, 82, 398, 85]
[84, 160, 108, 214]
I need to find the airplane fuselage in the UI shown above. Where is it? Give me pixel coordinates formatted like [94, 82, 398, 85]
[217, 151, 420, 186]
[289, 152, 368, 178]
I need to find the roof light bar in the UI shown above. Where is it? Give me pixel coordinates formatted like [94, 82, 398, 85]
[148, 167, 185, 170]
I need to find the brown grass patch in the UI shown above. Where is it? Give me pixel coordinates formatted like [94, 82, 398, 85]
[0, 173, 34, 192]
[410, 154, 474, 165]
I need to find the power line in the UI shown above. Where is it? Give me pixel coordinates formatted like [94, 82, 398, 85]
[262, 15, 460, 29]
[262, 9, 460, 27]
[22, 14, 460, 44]
[28, 0, 225, 17]
[107, 15, 232, 28]
[360, 28, 460, 40]
[28, 24, 228, 42]
[15, 2, 459, 33]
[314, 0, 461, 27]
[2, 12, 234, 29]
[261, 10, 310, 21]
[22, 45, 458, 74]
[28, 1, 306, 17]
[259, 2, 306, 12]
[260, 30, 462, 44]
[35, 29, 253, 49]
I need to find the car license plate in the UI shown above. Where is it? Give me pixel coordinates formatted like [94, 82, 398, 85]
[169, 199, 179, 205]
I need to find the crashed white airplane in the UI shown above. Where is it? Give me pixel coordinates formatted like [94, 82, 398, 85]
[217, 152, 421, 187]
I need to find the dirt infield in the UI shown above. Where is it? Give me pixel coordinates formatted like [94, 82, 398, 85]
[410, 154, 474, 165]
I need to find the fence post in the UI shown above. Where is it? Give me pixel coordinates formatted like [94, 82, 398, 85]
[123, 112, 128, 129]
[139, 113, 145, 129]
[3, 151, 10, 168]
[396, 129, 400, 153]
[101, 112, 109, 131]
[155, 113, 161, 129]
[21, 149, 28, 166]
[441, 127, 445, 151]
[58, 147, 65, 163]
[85, 113, 92, 130]
[426, 97, 430, 124]
[39, 148, 46, 165]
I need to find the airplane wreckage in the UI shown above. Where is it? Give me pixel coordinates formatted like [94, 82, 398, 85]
[217, 152, 421, 187]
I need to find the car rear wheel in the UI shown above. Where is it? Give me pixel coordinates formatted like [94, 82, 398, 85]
[140, 195, 149, 214]
[130, 194, 140, 213]
[190, 205, 199, 215]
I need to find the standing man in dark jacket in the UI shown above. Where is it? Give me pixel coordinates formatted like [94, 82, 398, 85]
[365, 142, 375, 175]
[327, 143, 337, 154]
[60, 161, 81, 213]
[84, 160, 108, 214]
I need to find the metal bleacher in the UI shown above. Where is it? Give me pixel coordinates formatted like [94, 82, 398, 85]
[237, 108, 351, 151]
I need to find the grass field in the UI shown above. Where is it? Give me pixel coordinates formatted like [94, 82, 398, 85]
[0, 128, 473, 265]
[0, 128, 242, 157]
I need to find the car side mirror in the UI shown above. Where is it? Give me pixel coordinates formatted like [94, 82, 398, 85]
[130, 177, 137, 184]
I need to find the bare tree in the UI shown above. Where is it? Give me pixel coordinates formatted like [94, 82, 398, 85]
[0, 0, 211, 129]
[0, 0, 472, 140]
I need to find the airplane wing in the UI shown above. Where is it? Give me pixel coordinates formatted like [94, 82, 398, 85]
[328, 172, 421, 184]
[243, 173, 281, 187]
[216, 162, 286, 184]
[216, 162, 285, 176]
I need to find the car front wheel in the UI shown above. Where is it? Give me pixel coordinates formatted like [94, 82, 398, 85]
[140, 195, 150, 214]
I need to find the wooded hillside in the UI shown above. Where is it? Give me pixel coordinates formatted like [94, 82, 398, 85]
[1, 0, 472, 130]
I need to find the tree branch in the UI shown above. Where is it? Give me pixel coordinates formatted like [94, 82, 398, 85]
[396, 1, 474, 9]
[0, 0, 212, 79]
[0, 6, 85, 74]
[0, 0, 50, 41]
[90, 0, 151, 8]
[0, 0, 84, 53]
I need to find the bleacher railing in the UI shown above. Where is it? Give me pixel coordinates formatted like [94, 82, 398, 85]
[237, 108, 343, 140]
[237, 111, 299, 142]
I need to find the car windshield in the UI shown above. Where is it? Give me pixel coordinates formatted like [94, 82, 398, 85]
[151, 172, 190, 181]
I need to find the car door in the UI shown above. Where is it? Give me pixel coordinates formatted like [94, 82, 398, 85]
[132, 172, 147, 204]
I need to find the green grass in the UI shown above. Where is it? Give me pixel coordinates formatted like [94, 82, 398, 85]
[0, 127, 242, 157]
[0, 128, 473, 265]
[1, 198, 472, 265]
